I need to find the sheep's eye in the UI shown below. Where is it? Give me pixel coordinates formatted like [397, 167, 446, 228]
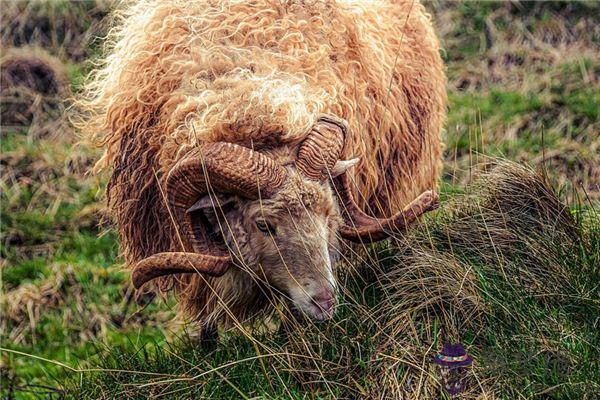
[256, 219, 275, 235]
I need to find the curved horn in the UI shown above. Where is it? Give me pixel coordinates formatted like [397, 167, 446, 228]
[296, 114, 347, 181]
[298, 115, 438, 242]
[133, 142, 288, 288]
[334, 171, 439, 243]
[132, 252, 232, 289]
[168, 142, 288, 253]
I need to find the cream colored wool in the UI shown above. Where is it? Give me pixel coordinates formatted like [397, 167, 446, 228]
[77, 0, 446, 324]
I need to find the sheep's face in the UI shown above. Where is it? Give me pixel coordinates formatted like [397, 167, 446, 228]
[198, 174, 342, 321]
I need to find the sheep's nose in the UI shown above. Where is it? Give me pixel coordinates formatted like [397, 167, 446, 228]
[311, 291, 335, 313]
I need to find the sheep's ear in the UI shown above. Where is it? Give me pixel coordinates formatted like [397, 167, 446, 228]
[331, 158, 359, 178]
[187, 194, 236, 238]
[187, 194, 237, 214]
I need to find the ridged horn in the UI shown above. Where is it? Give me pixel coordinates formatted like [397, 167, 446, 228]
[298, 114, 438, 242]
[296, 114, 347, 182]
[167, 142, 288, 254]
[132, 142, 288, 288]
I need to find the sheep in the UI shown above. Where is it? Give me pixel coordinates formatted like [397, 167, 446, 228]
[77, 0, 446, 335]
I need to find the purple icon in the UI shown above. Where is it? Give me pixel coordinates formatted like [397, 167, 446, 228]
[434, 343, 473, 396]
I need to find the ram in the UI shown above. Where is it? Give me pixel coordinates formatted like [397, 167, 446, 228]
[79, 0, 446, 335]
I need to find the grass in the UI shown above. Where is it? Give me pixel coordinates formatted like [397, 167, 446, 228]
[1, 1, 599, 399]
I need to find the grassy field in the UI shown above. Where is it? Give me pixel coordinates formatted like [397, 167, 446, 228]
[1, 1, 599, 399]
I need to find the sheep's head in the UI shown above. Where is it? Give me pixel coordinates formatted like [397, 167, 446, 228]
[131, 115, 439, 321]
[198, 173, 343, 321]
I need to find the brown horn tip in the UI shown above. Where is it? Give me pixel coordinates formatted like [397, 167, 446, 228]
[132, 252, 232, 289]
[336, 169, 439, 243]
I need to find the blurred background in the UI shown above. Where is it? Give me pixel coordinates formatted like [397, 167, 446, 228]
[1, 1, 598, 398]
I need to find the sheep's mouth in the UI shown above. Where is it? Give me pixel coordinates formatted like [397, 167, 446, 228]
[287, 295, 336, 323]
[309, 304, 335, 322]
[299, 303, 335, 322]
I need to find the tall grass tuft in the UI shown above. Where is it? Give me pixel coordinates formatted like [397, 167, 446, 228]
[375, 160, 598, 398]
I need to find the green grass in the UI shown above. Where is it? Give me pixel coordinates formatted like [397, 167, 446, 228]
[0, 129, 176, 396]
[1, 1, 599, 399]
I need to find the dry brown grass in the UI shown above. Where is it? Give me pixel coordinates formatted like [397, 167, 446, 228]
[0, 46, 70, 136]
[371, 160, 586, 398]
[433, 2, 598, 91]
[0, 0, 113, 61]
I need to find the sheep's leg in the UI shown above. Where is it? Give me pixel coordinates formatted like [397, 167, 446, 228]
[195, 324, 219, 351]
[200, 324, 219, 349]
